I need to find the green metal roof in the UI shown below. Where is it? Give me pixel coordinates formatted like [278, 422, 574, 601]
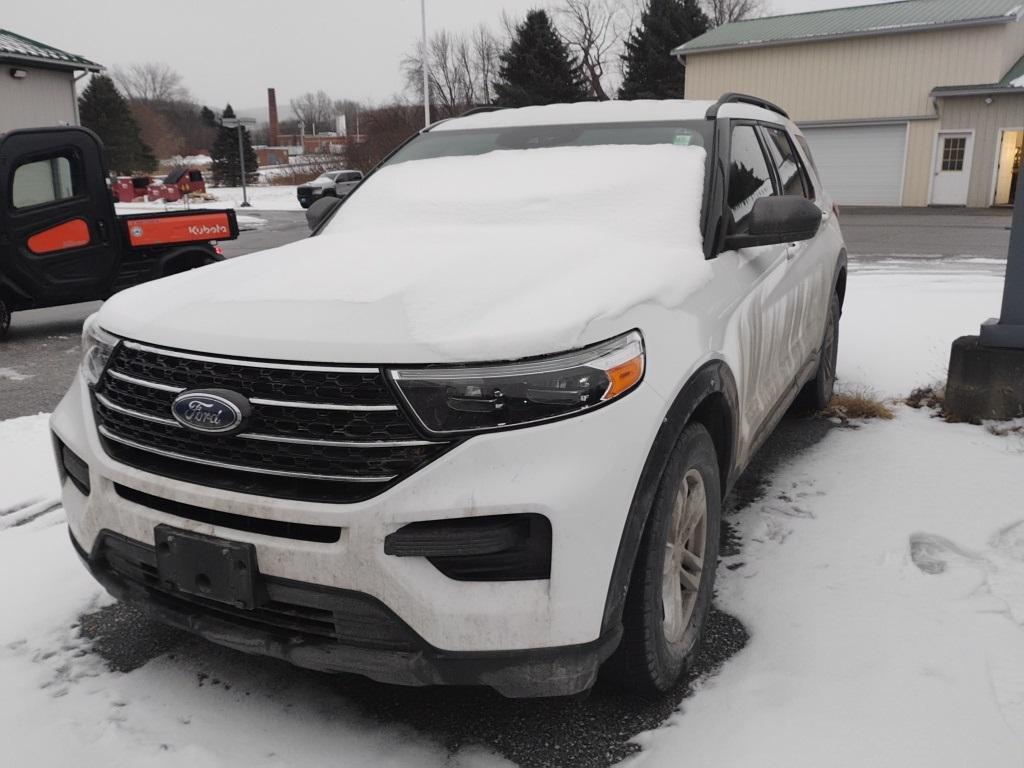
[999, 52, 1024, 86]
[674, 0, 1024, 55]
[0, 29, 102, 71]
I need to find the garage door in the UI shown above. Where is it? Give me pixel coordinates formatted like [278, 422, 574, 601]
[800, 123, 907, 206]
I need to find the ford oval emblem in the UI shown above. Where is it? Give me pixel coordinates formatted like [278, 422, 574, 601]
[171, 389, 251, 435]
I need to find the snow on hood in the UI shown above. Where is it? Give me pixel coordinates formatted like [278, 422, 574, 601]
[99, 144, 709, 363]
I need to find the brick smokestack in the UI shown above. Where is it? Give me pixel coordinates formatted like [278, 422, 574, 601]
[267, 87, 280, 146]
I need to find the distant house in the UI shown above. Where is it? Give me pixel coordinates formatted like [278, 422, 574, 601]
[675, 0, 1024, 208]
[0, 29, 102, 134]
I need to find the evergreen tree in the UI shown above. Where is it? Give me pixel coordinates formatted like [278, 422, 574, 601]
[78, 75, 156, 173]
[210, 105, 258, 186]
[495, 10, 589, 107]
[619, 0, 709, 100]
[199, 106, 218, 129]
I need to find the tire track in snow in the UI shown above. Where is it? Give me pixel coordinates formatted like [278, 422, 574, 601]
[0, 498, 64, 531]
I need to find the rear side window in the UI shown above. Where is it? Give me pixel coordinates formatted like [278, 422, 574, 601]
[794, 134, 822, 180]
[12, 154, 80, 209]
[340, 172, 362, 182]
[727, 124, 776, 229]
[764, 127, 814, 200]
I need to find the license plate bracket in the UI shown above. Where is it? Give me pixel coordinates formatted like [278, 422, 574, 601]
[155, 525, 258, 609]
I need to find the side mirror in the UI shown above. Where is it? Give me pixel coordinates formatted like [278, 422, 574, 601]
[724, 196, 823, 250]
[306, 195, 343, 232]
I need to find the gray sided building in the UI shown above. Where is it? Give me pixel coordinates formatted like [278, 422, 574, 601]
[0, 29, 102, 133]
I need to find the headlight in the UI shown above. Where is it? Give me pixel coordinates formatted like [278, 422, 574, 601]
[390, 330, 644, 436]
[81, 315, 119, 385]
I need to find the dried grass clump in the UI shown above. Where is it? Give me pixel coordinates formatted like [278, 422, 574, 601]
[822, 389, 895, 422]
[906, 386, 945, 411]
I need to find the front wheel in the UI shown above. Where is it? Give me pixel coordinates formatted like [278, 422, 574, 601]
[0, 299, 11, 340]
[607, 422, 721, 696]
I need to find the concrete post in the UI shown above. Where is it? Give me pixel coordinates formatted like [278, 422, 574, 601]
[980, 166, 1024, 348]
[945, 160, 1024, 421]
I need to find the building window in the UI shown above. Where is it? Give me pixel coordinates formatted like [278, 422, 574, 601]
[941, 137, 967, 172]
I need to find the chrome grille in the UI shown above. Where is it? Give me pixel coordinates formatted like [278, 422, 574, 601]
[93, 341, 452, 503]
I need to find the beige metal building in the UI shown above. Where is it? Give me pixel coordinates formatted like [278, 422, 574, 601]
[0, 30, 102, 134]
[675, 0, 1024, 207]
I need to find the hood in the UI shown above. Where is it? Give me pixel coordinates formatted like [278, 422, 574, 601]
[99, 144, 710, 364]
[303, 177, 335, 189]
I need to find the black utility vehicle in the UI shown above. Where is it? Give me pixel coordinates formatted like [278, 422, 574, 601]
[0, 127, 238, 339]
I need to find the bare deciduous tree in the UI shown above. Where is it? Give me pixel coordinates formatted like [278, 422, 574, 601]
[702, 0, 768, 26]
[113, 62, 188, 102]
[471, 24, 501, 105]
[557, 0, 630, 101]
[290, 90, 337, 133]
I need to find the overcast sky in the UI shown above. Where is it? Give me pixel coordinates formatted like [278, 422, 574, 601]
[8, 0, 891, 116]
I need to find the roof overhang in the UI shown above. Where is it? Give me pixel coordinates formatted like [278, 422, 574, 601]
[674, 15, 1014, 57]
[931, 84, 1024, 98]
[0, 52, 103, 73]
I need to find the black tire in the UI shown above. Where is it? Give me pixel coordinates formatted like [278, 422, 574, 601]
[606, 422, 721, 697]
[0, 299, 10, 341]
[795, 292, 841, 412]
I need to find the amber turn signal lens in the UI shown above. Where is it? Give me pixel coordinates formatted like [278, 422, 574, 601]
[603, 356, 644, 401]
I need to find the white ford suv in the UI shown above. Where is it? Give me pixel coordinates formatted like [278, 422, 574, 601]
[52, 95, 846, 698]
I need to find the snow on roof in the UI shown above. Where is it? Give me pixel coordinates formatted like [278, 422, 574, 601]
[675, 0, 1024, 55]
[432, 100, 717, 131]
[0, 29, 102, 71]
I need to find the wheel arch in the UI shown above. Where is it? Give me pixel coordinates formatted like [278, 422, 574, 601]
[155, 244, 221, 277]
[834, 248, 848, 308]
[601, 360, 740, 634]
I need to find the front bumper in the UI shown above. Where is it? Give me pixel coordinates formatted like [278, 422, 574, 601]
[71, 528, 620, 697]
[52, 368, 664, 661]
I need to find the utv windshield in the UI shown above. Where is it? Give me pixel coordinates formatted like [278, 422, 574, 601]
[380, 120, 711, 167]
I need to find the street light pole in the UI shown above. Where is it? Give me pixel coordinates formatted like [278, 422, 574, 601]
[221, 116, 257, 208]
[236, 124, 251, 208]
[421, 0, 430, 127]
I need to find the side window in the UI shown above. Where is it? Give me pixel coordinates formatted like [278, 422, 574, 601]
[12, 154, 80, 210]
[764, 127, 815, 200]
[728, 124, 776, 230]
[794, 134, 823, 183]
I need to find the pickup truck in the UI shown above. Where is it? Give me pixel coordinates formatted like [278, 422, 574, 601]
[0, 126, 238, 339]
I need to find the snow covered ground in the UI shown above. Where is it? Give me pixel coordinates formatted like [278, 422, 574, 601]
[115, 185, 303, 214]
[1, 258, 1022, 766]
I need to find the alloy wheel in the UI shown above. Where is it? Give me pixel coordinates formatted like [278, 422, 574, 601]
[662, 468, 708, 644]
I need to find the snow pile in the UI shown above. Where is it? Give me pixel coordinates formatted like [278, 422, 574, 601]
[101, 144, 709, 361]
[321, 144, 711, 357]
[435, 99, 713, 130]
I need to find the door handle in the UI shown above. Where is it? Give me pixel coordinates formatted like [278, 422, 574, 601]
[96, 219, 109, 243]
[786, 243, 799, 260]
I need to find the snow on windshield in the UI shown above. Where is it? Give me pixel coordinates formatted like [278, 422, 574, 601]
[313, 144, 710, 357]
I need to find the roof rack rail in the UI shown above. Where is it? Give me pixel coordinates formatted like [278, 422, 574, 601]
[705, 93, 790, 120]
[460, 106, 508, 117]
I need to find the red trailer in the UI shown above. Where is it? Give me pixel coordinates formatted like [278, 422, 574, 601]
[146, 167, 208, 202]
[112, 175, 153, 203]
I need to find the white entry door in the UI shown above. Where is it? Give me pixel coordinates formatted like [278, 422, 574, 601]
[931, 132, 973, 206]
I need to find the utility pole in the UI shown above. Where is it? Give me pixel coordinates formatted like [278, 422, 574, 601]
[421, 0, 431, 127]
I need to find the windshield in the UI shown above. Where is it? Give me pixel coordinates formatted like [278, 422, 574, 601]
[382, 120, 711, 167]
